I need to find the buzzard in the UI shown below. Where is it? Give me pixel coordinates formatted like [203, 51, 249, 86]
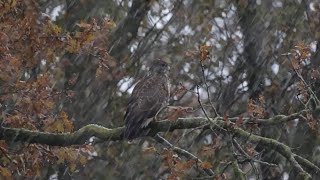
[123, 60, 170, 139]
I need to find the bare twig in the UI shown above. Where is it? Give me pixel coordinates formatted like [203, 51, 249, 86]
[231, 138, 260, 179]
[232, 138, 277, 180]
[0, 146, 11, 161]
[231, 159, 246, 180]
[200, 62, 219, 117]
[196, 85, 212, 122]
[154, 134, 215, 176]
[285, 54, 320, 106]
[154, 105, 168, 121]
[231, 125, 312, 179]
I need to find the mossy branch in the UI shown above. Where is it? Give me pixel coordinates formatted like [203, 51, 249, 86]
[0, 108, 319, 178]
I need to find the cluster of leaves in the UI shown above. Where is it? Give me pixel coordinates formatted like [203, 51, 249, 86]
[290, 42, 312, 101]
[161, 149, 214, 179]
[0, 1, 114, 178]
[166, 106, 193, 121]
[289, 42, 319, 131]
[184, 44, 211, 62]
[247, 95, 266, 119]
[199, 44, 211, 61]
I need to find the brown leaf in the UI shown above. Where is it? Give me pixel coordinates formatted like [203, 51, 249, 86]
[311, 69, 320, 80]
[167, 106, 193, 121]
[0, 167, 12, 179]
[175, 160, 196, 171]
[235, 116, 244, 127]
[246, 143, 257, 157]
[143, 147, 157, 155]
[76, 21, 92, 29]
[162, 149, 177, 168]
[79, 155, 87, 166]
[199, 145, 215, 157]
[167, 108, 183, 121]
[103, 19, 116, 29]
[172, 85, 187, 97]
[56, 149, 66, 164]
[199, 162, 213, 169]
[247, 97, 266, 118]
[306, 113, 318, 131]
[168, 171, 179, 180]
[215, 173, 227, 180]
[223, 113, 230, 126]
[69, 163, 77, 173]
[199, 44, 211, 61]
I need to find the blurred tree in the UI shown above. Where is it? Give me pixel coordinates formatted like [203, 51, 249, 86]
[1, 0, 320, 179]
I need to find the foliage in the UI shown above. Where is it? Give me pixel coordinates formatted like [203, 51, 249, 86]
[0, 1, 111, 178]
[1, 0, 320, 179]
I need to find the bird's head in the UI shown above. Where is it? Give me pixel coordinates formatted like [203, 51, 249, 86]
[149, 59, 170, 75]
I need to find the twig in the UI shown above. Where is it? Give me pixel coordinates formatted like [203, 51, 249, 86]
[231, 125, 312, 179]
[232, 139, 279, 167]
[200, 62, 219, 117]
[231, 138, 259, 179]
[0, 146, 11, 161]
[232, 138, 277, 180]
[196, 85, 211, 121]
[154, 134, 215, 176]
[285, 54, 320, 106]
[232, 159, 246, 180]
[154, 105, 168, 121]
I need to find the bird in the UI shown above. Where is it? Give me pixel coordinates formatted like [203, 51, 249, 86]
[123, 59, 170, 139]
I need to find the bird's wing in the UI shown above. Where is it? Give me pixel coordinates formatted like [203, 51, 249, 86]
[123, 75, 168, 139]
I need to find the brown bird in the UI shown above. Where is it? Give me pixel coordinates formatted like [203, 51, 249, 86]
[123, 60, 170, 139]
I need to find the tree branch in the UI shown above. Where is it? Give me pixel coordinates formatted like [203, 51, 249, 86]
[154, 134, 215, 176]
[0, 108, 317, 146]
[1, 109, 319, 178]
[230, 125, 312, 179]
[232, 159, 246, 180]
[107, 0, 151, 59]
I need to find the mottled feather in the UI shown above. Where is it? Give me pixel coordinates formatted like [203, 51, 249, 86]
[123, 60, 169, 139]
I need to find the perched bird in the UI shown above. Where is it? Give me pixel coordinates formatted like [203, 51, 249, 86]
[123, 60, 170, 139]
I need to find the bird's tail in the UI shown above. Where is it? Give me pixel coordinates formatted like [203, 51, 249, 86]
[123, 116, 153, 139]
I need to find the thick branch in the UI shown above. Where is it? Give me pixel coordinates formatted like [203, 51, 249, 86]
[229, 124, 312, 179]
[0, 108, 317, 146]
[294, 154, 320, 174]
[0, 124, 123, 146]
[0, 118, 207, 146]
[1, 109, 319, 178]
[107, 0, 150, 59]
